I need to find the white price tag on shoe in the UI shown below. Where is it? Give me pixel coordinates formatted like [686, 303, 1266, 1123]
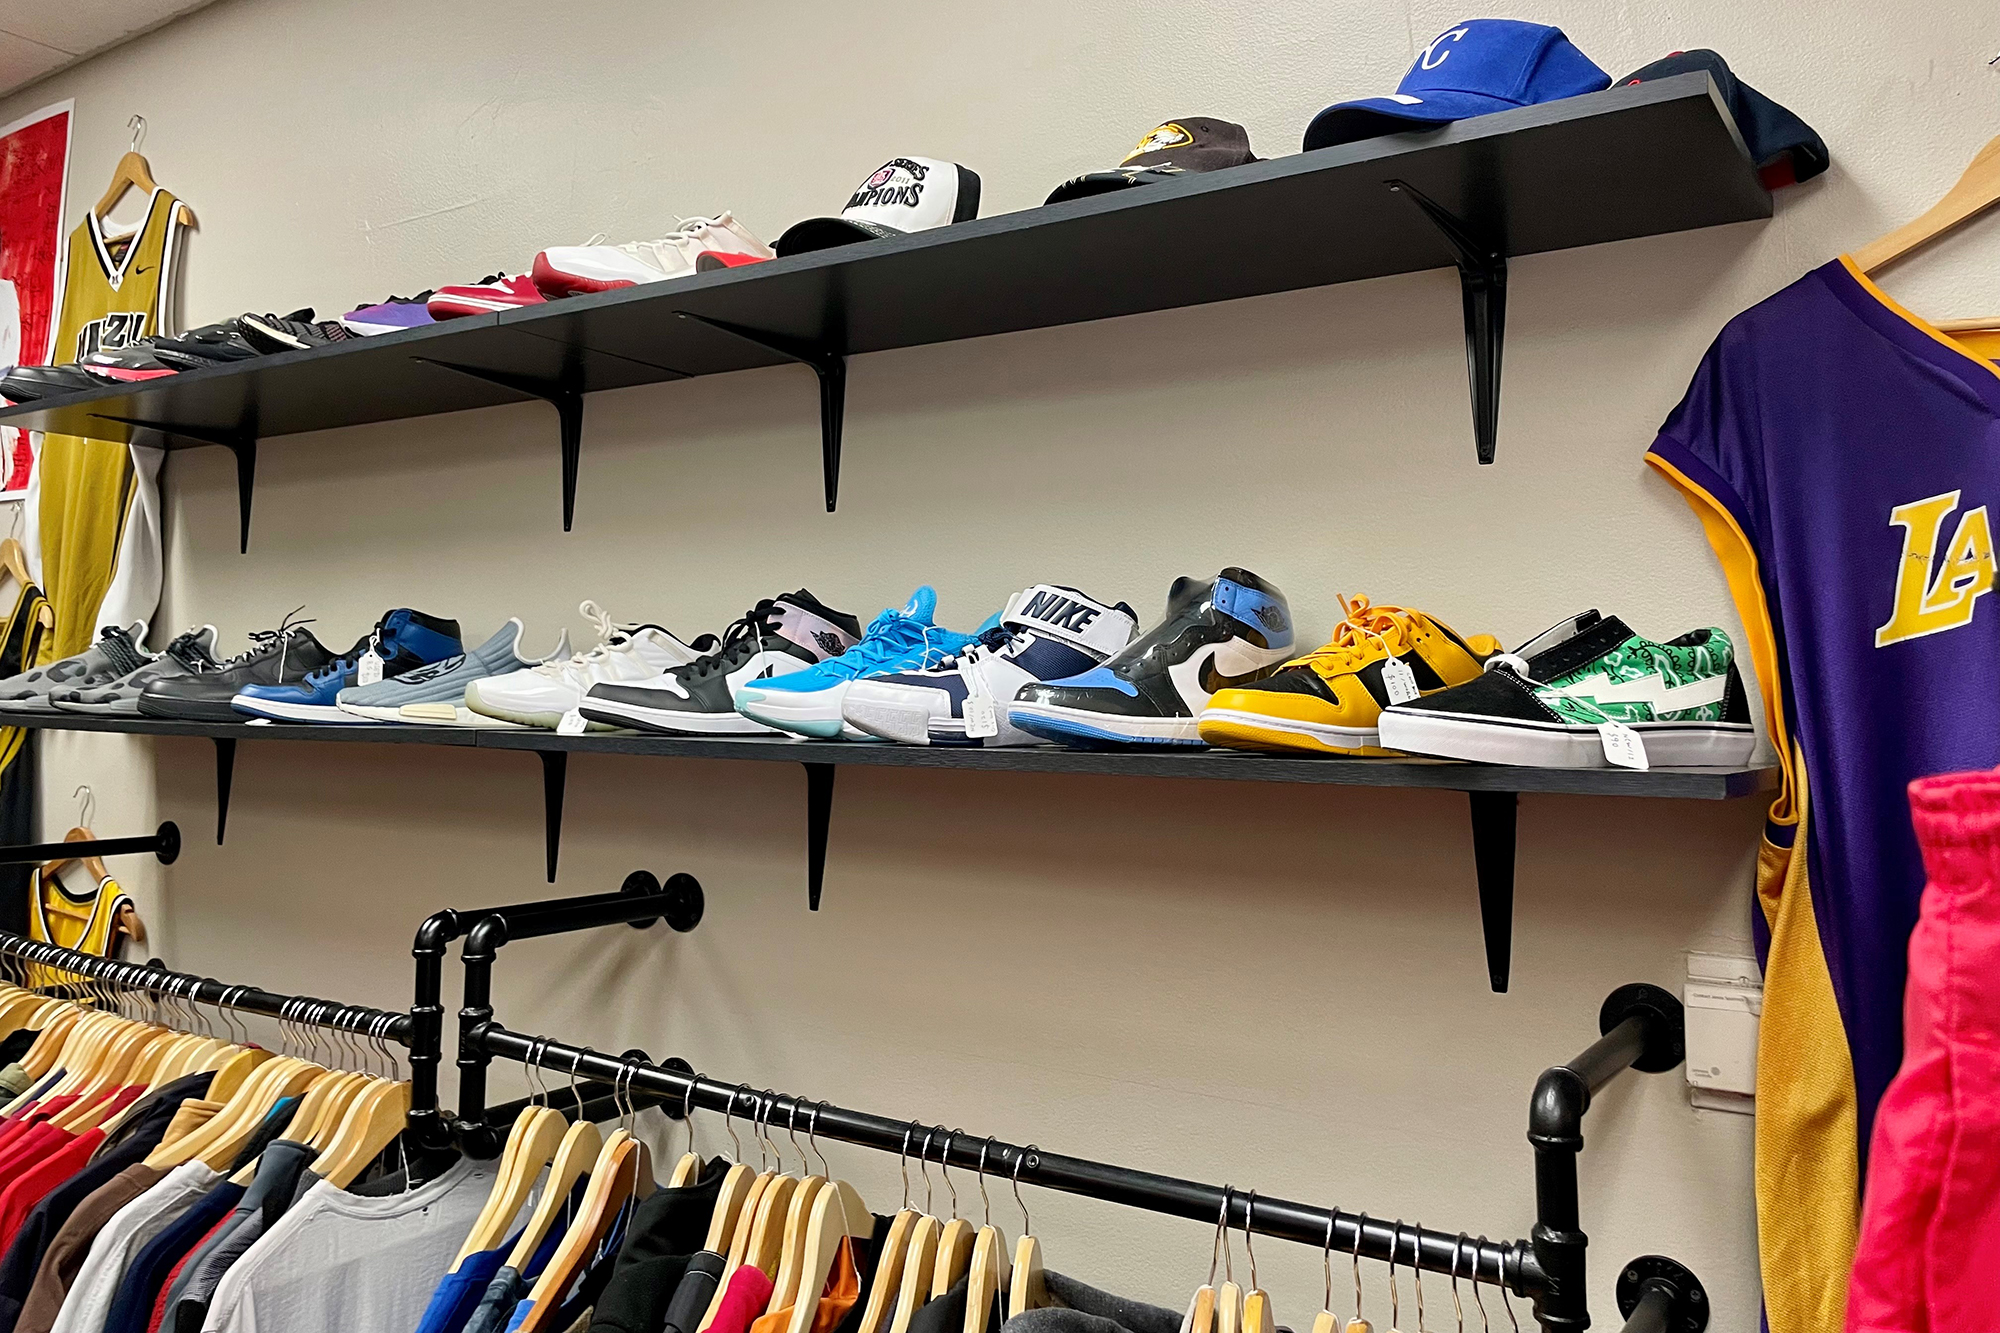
[356, 650, 384, 687]
[1598, 720, 1649, 770]
[963, 694, 999, 739]
[1381, 656, 1421, 704]
[557, 709, 588, 736]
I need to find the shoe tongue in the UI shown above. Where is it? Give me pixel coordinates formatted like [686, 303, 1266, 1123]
[1001, 584, 1130, 654]
[897, 586, 938, 625]
[768, 595, 859, 661]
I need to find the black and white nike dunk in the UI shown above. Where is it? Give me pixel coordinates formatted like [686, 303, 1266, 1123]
[578, 591, 862, 735]
[1008, 567, 1293, 747]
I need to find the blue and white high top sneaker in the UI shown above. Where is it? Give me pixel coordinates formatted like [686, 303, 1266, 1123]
[733, 586, 983, 740]
[840, 584, 1137, 746]
[233, 608, 464, 723]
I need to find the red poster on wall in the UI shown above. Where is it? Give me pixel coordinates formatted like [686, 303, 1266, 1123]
[0, 100, 72, 500]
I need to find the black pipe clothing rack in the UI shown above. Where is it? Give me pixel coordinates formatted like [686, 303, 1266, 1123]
[0, 822, 181, 866]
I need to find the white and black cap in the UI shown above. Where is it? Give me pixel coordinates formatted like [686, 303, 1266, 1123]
[776, 156, 981, 256]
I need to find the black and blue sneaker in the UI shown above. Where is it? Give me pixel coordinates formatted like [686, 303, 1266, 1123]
[1007, 568, 1293, 747]
[232, 608, 463, 723]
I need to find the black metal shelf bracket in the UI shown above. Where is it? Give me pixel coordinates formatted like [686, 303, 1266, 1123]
[212, 739, 236, 844]
[1614, 1255, 1710, 1333]
[92, 414, 258, 552]
[1385, 181, 1508, 464]
[803, 762, 835, 910]
[1468, 790, 1519, 992]
[536, 751, 567, 883]
[412, 360, 586, 530]
[677, 313, 847, 511]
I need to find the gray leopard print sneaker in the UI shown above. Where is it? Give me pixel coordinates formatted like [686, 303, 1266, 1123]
[50, 626, 221, 716]
[0, 624, 151, 712]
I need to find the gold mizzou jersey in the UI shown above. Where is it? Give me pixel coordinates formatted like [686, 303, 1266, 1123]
[26, 188, 181, 660]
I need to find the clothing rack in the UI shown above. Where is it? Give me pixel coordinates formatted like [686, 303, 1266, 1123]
[0, 822, 182, 866]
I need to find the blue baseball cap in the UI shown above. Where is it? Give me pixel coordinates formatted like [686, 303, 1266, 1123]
[1303, 19, 1610, 150]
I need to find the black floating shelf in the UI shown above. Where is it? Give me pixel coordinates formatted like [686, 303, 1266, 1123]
[0, 73, 1767, 548]
[11, 714, 1775, 991]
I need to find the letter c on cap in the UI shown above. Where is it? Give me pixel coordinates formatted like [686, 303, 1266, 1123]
[1416, 27, 1468, 70]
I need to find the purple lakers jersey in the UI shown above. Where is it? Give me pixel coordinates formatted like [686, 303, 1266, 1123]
[1647, 256, 2000, 1332]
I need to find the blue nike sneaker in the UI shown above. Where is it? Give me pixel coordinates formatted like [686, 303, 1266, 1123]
[1008, 567, 1293, 747]
[232, 608, 463, 723]
[733, 586, 982, 739]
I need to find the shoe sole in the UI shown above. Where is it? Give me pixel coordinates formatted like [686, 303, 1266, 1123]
[577, 695, 781, 736]
[530, 253, 646, 299]
[1006, 701, 1204, 748]
[1196, 709, 1385, 755]
[137, 695, 246, 723]
[48, 698, 141, 715]
[229, 695, 374, 724]
[337, 701, 524, 728]
[840, 692, 939, 746]
[238, 315, 311, 351]
[428, 297, 540, 318]
[1375, 710, 1757, 768]
[735, 685, 857, 740]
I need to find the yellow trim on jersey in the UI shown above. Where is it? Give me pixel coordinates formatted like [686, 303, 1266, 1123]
[1647, 452, 1858, 1332]
[26, 868, 132, 989]
[1838, 254, 2000, 380]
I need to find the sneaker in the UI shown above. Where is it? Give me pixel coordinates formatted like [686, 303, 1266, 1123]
[151, 314, 299, 370]
[335, 619, 571, 727]
[428, 273, 546, 320]
[50, 627, 222, 715]
[1009, 568, 1294, 748]
[0, 365, 102, 401]
[237, 313, 358, 354]
[231, 609, 463, 723]
[80, 342, 179, 383]
[733, 586, 982, 740]
[138, 612, 336, 722]
[1198, 596, 1500, 755]
[579, 591, 862, 735]
[841, 585, 1138, 747]
[531, 214, 775, 298]
[1375, 610, 1758, 768]
[340, 293, 436, 336]
[0, 625, 152, 712]
[463, 602, 713, 730]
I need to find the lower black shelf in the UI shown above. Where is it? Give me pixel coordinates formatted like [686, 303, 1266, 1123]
[11, 714, 1775, 991]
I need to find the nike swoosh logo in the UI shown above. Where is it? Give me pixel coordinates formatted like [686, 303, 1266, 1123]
[133, 265, 154, 274]
[1197, 659, 1272, 693]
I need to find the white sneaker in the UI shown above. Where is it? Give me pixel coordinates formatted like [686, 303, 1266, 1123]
[463, 601, 712, 729]
[531, 214, 774, 297]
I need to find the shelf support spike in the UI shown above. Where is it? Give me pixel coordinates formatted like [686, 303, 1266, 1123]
[212, 738, 236, 844]
[1467, 789, 1518, 992]
[676, 313, 847, 511]
[411, 360, 587, 530]
[90, 414, 260, 551]
[1385, 181, 1509, 464]
[537, 751, 568, 883]
[803, 762, 835, 910]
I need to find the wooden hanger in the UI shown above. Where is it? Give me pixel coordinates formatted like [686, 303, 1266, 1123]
[504, 1117, 603, 1271]
[699, 1168, 776, 1333]
[705, 1160, 758, 1252]
[516, 1132, 643, 1333]
[458, 1104, 567, 1265]
[930, 1215, 974, 1298]
[1851, 132, 2000, 330]
[1238, 1198, 1275, 1333]
[95, 117, 196, 229]
[1005, 1150, 1044, 1321]
[962, 1224, 1010, 1333]
[0, 523, 50, 631]
[783, 1178, 873, 1333]
[310, 1077, 412, 1188]
[886, 1215, 941, 1333]
[855, 1209, 918, 1333]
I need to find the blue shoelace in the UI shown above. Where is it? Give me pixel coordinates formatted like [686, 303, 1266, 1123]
[824, 608, 950, 678]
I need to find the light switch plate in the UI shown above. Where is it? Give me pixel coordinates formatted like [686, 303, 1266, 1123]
[1686, 952, 1762, 1113]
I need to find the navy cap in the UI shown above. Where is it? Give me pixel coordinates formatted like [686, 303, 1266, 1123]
[1617, 50, 1827, 188]
[1303, 19, 1610, 150]
[1046, 118, 1261, 205]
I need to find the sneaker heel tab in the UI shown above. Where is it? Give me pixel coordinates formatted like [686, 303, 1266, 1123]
[1467, 634, 1504, 658]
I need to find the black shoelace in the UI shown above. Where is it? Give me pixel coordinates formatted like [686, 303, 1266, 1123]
[683, 601, 781, 680]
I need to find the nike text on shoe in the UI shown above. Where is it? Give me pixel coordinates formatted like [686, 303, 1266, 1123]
[1198, 594, 1500, 755]
[579, 591, 862, 735]
[840, 584, 1138, 747]
[531, 214, 775, 298]
[462, 601, 711, 730]
[138, 610, 335, 722]
[0, 624, 152, 712]
[230, 609, 463, 723]
[732, 586, 979, 740]
[1374, 611, 1758, 769]
[51, 626, 221, 716]
[1010, 568, 1294, 748]
[335, 619, 570, 727]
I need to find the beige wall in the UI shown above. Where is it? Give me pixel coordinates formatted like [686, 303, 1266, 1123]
[6, 0, 1997, 1326]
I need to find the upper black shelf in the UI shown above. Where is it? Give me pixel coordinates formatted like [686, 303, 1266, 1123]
[0, 73, 1768, 543]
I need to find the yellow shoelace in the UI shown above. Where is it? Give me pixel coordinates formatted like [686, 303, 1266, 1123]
[1291, 594, 1424, 677]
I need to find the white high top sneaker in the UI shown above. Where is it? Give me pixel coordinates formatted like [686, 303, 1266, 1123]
[463, 601, 710, 730]
[531, 214, 775, 296]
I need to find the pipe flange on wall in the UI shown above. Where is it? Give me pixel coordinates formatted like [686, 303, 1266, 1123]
[1598, 983, 1686, 1074]
[1615, 1255, 1710, 1332]
[619, 871, 704, 932]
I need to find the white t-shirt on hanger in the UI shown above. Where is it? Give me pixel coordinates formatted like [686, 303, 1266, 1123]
[50, 1160, 222, 1333]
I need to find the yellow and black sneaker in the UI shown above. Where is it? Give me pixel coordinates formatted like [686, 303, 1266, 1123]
[1198, 595, 1500, 755]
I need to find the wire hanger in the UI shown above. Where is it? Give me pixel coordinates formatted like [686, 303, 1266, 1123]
[853, 1126, 921, 1333]
[961, 1138, 1011, 1333]
[95, 115, 196, 229]
[886, 1128, 946, 1333]
[1851, 132, 2000, 332]
[931, 1129, 976, 1297]
[1215, 1187, 1243, 1333]
[1006, 1145, 1046, 1317]
[1240, 1192, 1276, 1333]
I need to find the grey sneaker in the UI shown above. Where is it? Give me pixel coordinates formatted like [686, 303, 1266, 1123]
[50, 627, 222, 715]
[0, 624, 151, 712]
[334, 618, 570, 727]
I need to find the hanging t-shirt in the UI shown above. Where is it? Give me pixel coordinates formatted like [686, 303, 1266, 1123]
[22, 187, 183, 660]
[49, 1160, 221, 1333]
[199, 1154, 496, 1333]
[1645, 255, 2000, 1333]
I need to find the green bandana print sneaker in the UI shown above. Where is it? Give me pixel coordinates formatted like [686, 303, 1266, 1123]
[1376, 610, 1758, 768]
